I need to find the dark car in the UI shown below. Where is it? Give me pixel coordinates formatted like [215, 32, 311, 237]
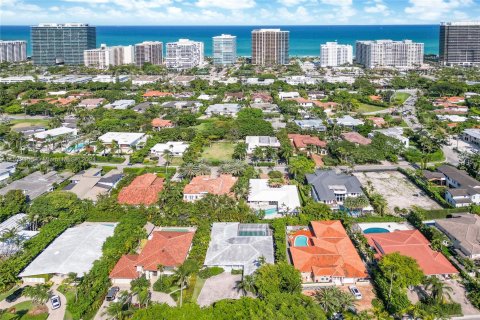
[5, 286, 30, 303]
[106, 286, 120, 301]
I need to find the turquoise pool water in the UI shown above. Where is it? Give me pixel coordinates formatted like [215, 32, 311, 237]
[264, 208, 277, 215]
[294, 235, 308, 247]
[363, 227, 390, 234]
[67, 142, 85, 152]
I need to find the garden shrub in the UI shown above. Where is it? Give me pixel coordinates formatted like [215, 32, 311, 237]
[198, 267, 224, 279]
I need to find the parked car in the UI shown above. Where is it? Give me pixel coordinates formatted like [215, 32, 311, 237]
[50, 295, 61, 310]
[106, 286, 120, 301]
[5, 286, 29, 303]
[349, 285, 362, 300]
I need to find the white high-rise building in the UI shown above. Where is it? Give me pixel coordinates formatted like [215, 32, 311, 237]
[251, 29, 289, 65]
[320, 42, 353, 67]
[165, 39, 204, 70]
[213, 34, 237, 66]
[135, 41, 163, 67]
[355, 40, 424, 69]
[0, 40, 27, 63]
[84, 44, 135, 69]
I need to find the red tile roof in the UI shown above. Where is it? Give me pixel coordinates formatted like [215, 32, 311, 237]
[313, 101, 339, 109]
[251, 92, 273, 102]
[109, 230, 195, 279]
[341, 132, 371, 145]
[365, 230, 458, 276]
[143, 91, 173, 98]
[288, 134, 327, 149]
[151, 118, 173, 128]
[367, 117, 386, 127]
[118, 173, 164, 205]
[183, 174, 237, 196]
[288, 220, 368, 279]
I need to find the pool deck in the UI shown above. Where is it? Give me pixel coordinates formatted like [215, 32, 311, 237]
[354, 222, 414, 233]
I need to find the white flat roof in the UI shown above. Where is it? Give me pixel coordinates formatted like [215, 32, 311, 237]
[248, 179, 301, 212]
[20, 222, 117, 277]
[33, 127, 76, 139]
[98, 132, 145, 145]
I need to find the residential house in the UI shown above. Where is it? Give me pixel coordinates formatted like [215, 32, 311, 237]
[328, 116, 364, 129]
[436, 214, 480, 260]
[143, 91, 173, 99]
[150, 141, 189, 157]
[245, 78, 274, 86]
[205, 103, 241, 117]
[251, 92, 273, 103]
[13, 126, 45, 137]
[365, 230, 458, 276]
[223, 92, 245, 102]
[0, 171, 71, 201]
[77, 98, 105, 109]
[251, 103, 280, 113]
[161, 101, 202, 111]
[63, 168, 123, 202]
[245, 136, 281, 154]
[0, 162, 16, 182]
[293, 119, 327, 131]
[104, 100, 135, 110]
[341, 132, 372, 145]
[288, 97, 315, 108]
[110, 227, 195, 283]
[462, 128, 480, 147]
[132, 102, 151, 113]
[131, 75, 162, 85]
[367, 117, 386, 127]
[288, 134, 327, 155]
[248, 179, 301, 216]
[30, 127, 77, 148]
[151, 118, 174, 130]
[288, 220, 368, 284]
[204, 223, 274, 275]
[437, 165, 480, 207]
[183, 174, 237, 202]
[368, 127, 409, 147]
[0, 214, 39, 256]
[278, 92, 300, 100]
[306, 170, 366, 211]
[118, 173, 165, 206]
[307, 91, 326, 100]
[98, 132, 146, 154]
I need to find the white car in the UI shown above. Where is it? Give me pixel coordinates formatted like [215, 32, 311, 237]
[349, 285, 362, 300]
[50, 295, 61, 310]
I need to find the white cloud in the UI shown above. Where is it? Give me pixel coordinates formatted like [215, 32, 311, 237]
[320, 0, 351, 6]
[63, 0, 172, 9]
[167, 6, 182, 14]
[277, 0, 306, 6]
[195, 0, 255, 10]
[364, 0, 390, 16]
[405, 0, 473, 21]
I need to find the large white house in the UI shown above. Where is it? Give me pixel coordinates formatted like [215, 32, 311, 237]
[437, 165, 480, 207]
[245, 136, 281, 154]
[247, 179, 301, 217]
[150, 141, 189, 157]
[98, 132, 146, 154]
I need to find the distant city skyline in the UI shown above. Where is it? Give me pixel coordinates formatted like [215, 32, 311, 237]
[1, 0, 479, 26]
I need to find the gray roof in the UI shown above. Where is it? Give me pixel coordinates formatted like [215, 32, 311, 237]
[0, 162, 16, 170]
[306, 170, 363, 201]
[204, 223, 274, 275]
[20, 222, 117, 277]
[438, 165, 480, 197]
[294, 119, 327, 131]
[436, 214, 480, 257]
[0, 171, 71, 201]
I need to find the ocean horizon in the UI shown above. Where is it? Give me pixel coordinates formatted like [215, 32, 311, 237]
[0, 25, 440, 57]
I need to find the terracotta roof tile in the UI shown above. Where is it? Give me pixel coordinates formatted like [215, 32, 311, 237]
[118, 173, 164, 205]
[151, 118, 173, 127]
[288, 134, 327, 149]
[109, 254, 139, 279]
[341, 132, 372, 145]
[143, 91, 173, 98]
[183, 174, 237, 196]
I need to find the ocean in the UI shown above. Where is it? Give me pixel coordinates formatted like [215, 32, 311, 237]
[0, 25, 440, 57]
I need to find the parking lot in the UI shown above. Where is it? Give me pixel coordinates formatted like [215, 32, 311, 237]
[354, 171, 441, 213]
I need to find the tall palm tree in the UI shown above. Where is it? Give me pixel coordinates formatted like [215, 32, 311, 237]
[235, 275, 255, 296]
[162, 149, 173, 174]
[424, 276, 453, 303]
[110, 140, 120, 156]
[24, 284, 50, 306]
[314, 287, 341, 316]
[174, 265, 191, 307]
[0, 227, 20, 256]
[179, 162, 197, 179]
[157, 264, 165, 281]
[252, 146, 265, 163]
[196, 163, 211, 176]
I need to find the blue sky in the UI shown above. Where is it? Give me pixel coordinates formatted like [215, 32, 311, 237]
[1, 0, 479, 25]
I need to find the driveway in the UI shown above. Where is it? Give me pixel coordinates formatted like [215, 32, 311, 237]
[150, 291, 176, 306]
[46, 283, 66, 320]
[197, 273, 243, 307]
[446, 279, 480, 316]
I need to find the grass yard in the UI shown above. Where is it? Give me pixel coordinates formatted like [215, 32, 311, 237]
[191, 277, 207, 302]
[393, 92, 411, 104]
[0, 301, 48, 320]
[201, 142, 235, 162]
[9, 119, 49, 129]
[0, 287, 18, 302]
[356, 103, 387, 113]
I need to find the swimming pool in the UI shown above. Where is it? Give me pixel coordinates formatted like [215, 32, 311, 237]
[363, 227, 390, 234]
[264, 208, 277, 215]
[294, 235, 309, 247]
[67, 142, 85, 152]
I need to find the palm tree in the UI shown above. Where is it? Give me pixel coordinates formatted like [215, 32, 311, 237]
[174, 260, 198, 307]
[95, 141, 105, 159]
[235, 275, 255, 296]
[179, 162, 197, 179]
[264, 146, 277, 163]
[196, 163, 211, 176]
[65, 272, 78, 301]
[103, 301, 130, 320]
[110, 140, 120, 156]
[0, 227, 20, 256]
[257, 255, 267, 266]
[23, 284, 50, 306]
[157, 264, 165, 281]
[424, 276, 453, 303]
[252, 146, 265, 163]
[314, 287, 341, 316]
[162, 149, 173, 174]
[370, 193, 388, 216]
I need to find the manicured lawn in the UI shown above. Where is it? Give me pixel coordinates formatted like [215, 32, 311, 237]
[201, 142, 235, 161]
[9, 119, 49, 129]
[356, 103, 387, 113]
[0, 301, 48, 320]
[170, 157, 184, 166]
[0, 287, 18, 302]
[191, 277, 206, 302]
[393, 92, 411, 104]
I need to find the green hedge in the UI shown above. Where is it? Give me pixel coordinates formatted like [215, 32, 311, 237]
[422, 207, 470, 220]
[255, 162, 276, 167]
[398, 168, 451, 208]
[198, 267, 224, 279]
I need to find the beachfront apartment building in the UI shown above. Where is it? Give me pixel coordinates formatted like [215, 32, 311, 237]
[0, 40, 27, 63]
[213, 34, 237, 65]
[440, 21, 480, 66]
[31, 23, 96, 66]
[135, 41, 163, 67]
[84, 44, 135, 69]
[251, 29, 289, 65]
[355, 40, 424, 68]
[165, 39, 204, 70]
[320, 42, 353, 67]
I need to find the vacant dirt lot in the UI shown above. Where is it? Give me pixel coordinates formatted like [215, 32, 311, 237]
[354, 171, 441, 213]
